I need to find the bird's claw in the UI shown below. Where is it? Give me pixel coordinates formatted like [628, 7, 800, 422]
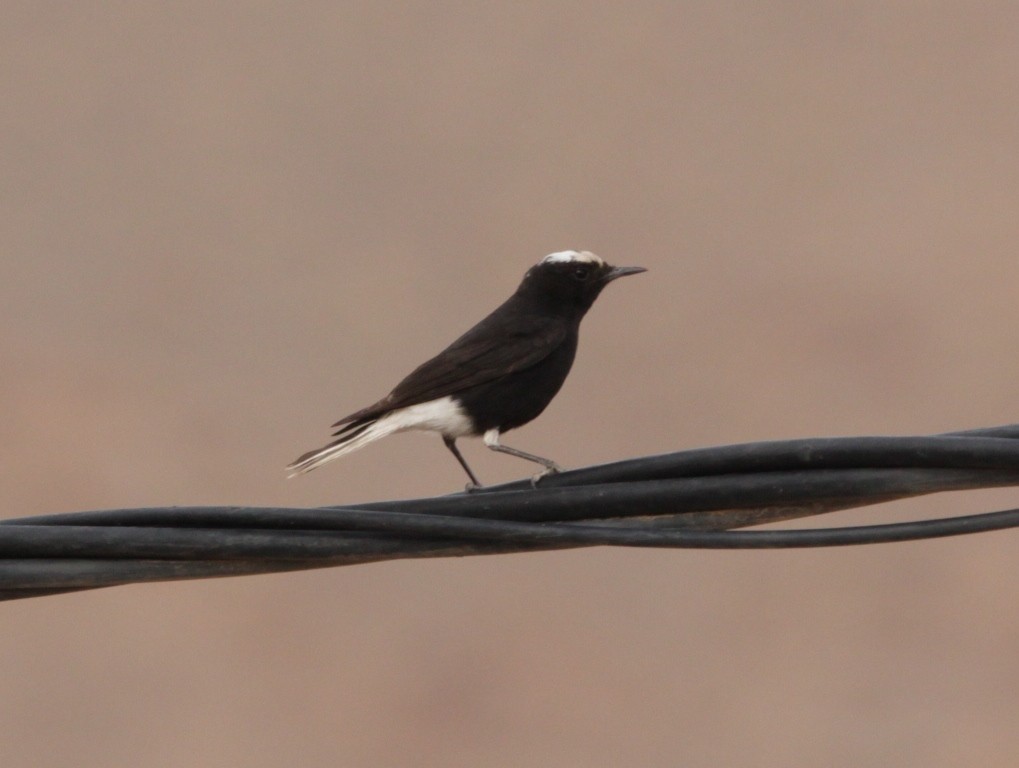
[464, 481, 482, 493]
[530, 463, 563, 488]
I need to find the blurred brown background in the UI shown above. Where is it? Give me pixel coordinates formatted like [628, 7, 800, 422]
[3, 3, 1019, 766]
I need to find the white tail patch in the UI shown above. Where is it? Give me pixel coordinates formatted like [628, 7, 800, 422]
[286, 418, 397, 476]
[287, 396, 474, 477]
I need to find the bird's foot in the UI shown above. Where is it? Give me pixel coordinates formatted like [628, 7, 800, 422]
[529, 463, 563, 488]
[464, 480, 483, 493]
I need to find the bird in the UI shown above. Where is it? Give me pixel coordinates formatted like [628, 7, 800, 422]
[287, 250, 646, 488]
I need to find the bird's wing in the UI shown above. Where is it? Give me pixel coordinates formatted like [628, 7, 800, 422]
[332, 313, 567, 428]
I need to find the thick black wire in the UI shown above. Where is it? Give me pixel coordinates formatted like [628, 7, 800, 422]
[2, 427, 1019, 600]
[483, 432, 1019, 491]
[0, 503, 1017, 600]
[16, 467, 1019, 527]
[2, 506, 1018, 559]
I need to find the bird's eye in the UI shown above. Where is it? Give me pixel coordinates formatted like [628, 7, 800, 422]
[572, 266, 590, 281]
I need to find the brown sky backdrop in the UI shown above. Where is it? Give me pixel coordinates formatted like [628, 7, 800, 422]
[3, 3, 1019, 766]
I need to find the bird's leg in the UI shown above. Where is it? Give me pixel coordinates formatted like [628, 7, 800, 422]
[482, 429, 562, 487]
[443, 436, 483, 491]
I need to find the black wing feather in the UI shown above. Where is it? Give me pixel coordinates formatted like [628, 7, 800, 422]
[331, 309, 567, 428]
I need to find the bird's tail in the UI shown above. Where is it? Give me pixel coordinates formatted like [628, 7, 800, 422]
[286, 416, 401, 477]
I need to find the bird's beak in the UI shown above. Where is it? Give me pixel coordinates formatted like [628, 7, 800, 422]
[601, 265, 648, 284]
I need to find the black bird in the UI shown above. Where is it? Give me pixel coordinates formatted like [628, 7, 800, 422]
[287, 250, 646, 488]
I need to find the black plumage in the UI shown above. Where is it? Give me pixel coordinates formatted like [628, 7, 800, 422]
[288, 250, 645, 488]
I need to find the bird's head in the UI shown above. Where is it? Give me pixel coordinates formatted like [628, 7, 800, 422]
[518, 251, 647, 314]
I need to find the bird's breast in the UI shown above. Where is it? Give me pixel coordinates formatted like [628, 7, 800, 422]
[453, 332, 579, 434]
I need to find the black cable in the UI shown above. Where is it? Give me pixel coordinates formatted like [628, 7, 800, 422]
[2, 426, 1018, 601]
[15, 468, 1019, 527]
[484, 433, 1019, 490]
